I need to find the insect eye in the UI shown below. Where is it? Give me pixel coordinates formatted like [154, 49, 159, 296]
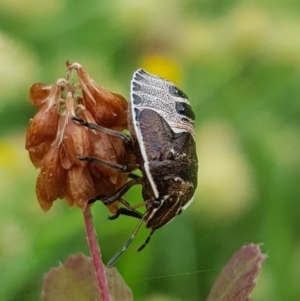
[169, 86, 189, 99]
[175, 102, 195, 121]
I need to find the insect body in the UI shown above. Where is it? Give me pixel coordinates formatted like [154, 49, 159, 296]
[75, 69, 198, 265]
[129, 70, 198, 230]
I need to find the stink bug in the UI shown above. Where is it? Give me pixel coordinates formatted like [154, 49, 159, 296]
[74, 69, 198, 266]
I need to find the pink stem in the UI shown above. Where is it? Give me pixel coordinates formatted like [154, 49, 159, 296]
[83, 205, 111, 301]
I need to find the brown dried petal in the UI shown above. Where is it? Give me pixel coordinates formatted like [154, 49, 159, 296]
[29, 83, 52, 108]
[77, 67, 128, 130]
[51, 113, 67, 148]
[77, 107, 97, 127]
[89, 131, 119, 177]
[88, 91, 128, 130]
[36, 172, 54, 212]
[29, 83, 60, 109]
[89, 166, 112, 197]
[106, 135, 133, 166]
[59, 143, 73, 170]
[28, 139, 52, 168]
[36, 146, 67, 211]
[62, 118, 91, 167]
[66, 165, 96, 210]
[25, 104, 59, 151]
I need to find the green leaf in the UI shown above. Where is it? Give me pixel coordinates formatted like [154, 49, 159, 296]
[41, 253, 133, 301]
[206, 244, 266, 301]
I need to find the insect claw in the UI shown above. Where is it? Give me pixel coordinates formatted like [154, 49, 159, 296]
[107, 214, 119, 220]
[88, 198, 96, 204]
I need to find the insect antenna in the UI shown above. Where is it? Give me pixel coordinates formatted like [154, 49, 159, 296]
[137, 229, 155, 252]
[107, 213, 147, 267]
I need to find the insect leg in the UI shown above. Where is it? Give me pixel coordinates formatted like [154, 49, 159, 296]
[72, 116, 131, 144]
[107, 213, 147, 267]
[102, 177, 143, 205]
[89, 178, 144, 220]
[108, 207, 143, 220]
[104, 179, 144, 220]
[79, 156, 139, 172]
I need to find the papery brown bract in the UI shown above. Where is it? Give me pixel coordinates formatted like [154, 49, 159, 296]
[29, 139, 53, 168]
[26, 104, 59, 151]
[36, 146, 67, 211]
[77, 67, 128, 130]
[29, 83, 61, 109]
[65, 165, 96, 210]
[89, 131, 123, 178]
[89, 166, 115, 197]
[63, 118, 91, 168]
[29, 83, 52, 108]
[59, 143, 74, 170]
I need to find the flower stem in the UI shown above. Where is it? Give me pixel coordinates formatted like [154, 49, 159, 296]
[83, 205, 111, 301]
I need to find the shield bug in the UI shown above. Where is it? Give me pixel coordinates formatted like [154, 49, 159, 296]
[74, 69, 198, 266]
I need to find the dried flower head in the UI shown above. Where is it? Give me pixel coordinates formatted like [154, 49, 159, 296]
[25, 62, 132, 212]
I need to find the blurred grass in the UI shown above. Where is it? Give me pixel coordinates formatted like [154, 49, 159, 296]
[1, 0, 300, 300]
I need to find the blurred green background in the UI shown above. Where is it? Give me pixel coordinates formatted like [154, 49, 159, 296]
[1, 0, 300, 300]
